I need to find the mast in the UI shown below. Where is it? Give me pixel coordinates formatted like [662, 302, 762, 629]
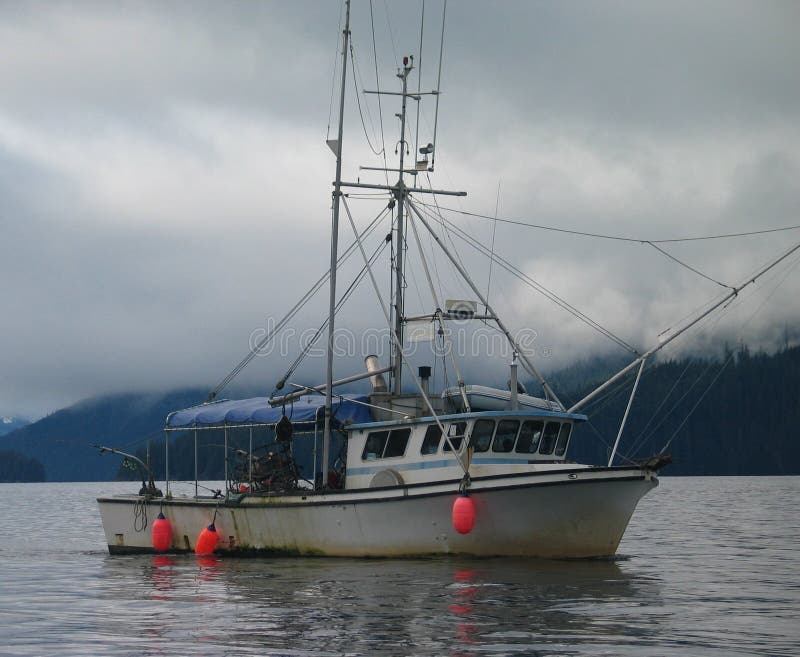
[392, 57, 413, 394]
[322, 0, 351, 489]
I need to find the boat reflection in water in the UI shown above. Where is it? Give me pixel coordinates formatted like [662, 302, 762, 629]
[121, 555, 664, 654]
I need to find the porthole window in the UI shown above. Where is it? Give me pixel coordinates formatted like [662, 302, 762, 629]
[492, 420, 520, 452]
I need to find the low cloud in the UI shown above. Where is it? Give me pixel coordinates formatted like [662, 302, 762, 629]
[1, 1, 798, 417]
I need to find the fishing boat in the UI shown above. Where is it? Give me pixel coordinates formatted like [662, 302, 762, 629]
[96, 2, 799, 558]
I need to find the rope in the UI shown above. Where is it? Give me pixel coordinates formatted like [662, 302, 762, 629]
[133, 498, 148, 533]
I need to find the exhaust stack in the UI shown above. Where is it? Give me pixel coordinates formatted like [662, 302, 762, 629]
[418, 366, 432, 397]
[365, 355, 388, 393]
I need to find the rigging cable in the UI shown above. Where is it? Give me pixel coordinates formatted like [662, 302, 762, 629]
[407, 201, 471, 412]
[485, 181, 500, 315]
[658, 353, 735, 457]
[326, 1, 346, 140]
[342, 196, 470, 474]
[417, 201, 800, 244]
[585, 244, 800, 458]
[368, 0, 390, 185]
[644, 241, 731, 289]
[424, 177, 475, 299]
[621, 303, 737, 457]
[349, 42, 383, 156]
[420, 201, 639, 354]
[382, 0, 400, 67]
[275, 235, 390, 389]
[414, 0, 425, 158]
[625, 359, 694, 456]
[430, 0, 447, 170]
[207, 207, 390, 400]
[602, 246, 800, 461]
[657, 250, 800, 456]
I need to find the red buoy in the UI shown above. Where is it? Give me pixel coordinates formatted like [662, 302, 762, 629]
[195, 522, 219, 555]
[452, 495, 475, 534]
[151, 512, 172, 552]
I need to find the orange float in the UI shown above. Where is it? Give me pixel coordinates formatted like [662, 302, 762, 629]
[151, 512, 172, 552]
[195, 522, 219, 555]
[452, 495, 475, 534]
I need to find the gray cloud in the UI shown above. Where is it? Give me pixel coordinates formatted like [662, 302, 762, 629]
[1, 1, 799, 417]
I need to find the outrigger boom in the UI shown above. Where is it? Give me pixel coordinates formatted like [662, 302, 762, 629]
[569, 239, 800, 413]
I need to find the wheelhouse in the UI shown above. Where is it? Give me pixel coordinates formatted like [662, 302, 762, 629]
[344, 409, 587, 489]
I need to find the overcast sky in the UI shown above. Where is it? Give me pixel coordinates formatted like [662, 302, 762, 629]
[2, 1, 799, 418]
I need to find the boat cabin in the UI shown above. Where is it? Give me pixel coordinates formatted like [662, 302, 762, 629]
[344, 408, 587, 489]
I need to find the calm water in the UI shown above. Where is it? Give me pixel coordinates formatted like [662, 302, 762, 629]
[0, 477, 797, 656]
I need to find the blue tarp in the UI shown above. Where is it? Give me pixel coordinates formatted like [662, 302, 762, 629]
[166, 394, 373, 429]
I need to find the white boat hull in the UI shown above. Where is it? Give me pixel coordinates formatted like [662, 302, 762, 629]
[97, 466, 657, 558]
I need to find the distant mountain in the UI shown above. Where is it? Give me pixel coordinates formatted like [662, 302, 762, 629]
[5, 345, 799, 481]
[0, 415, 30, 436]
[1, 389, 208, 482]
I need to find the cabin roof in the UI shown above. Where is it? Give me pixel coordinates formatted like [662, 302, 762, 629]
[348, 408, 587, 431]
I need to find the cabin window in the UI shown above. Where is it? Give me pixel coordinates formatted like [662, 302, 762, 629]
[554, 423, 572, 457]
[471, 419, 495, 452]
[515, 420, 543, 453]
[362, 428, 410, 460]
[443, 421, 467, 452]
[492, 420, 520, 452]
[384, 428, 411, 458]
[421, 425, 442, 455]
[362, 431, 389, 460]
[538, 422, 561, 455]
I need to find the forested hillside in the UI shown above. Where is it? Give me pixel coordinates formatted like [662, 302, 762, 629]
[0, 450, 45, 482]
[555, 345, 800, 474]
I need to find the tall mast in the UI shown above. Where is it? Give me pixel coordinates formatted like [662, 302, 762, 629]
[322, 0, 351, 488]
[392, 57, 413, 394]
